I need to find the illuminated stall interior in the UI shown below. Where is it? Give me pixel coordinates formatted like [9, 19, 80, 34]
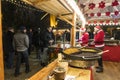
[1, 0, 120, 80]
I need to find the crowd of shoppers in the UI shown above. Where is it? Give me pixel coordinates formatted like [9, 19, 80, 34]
[3, 26, 55, 77]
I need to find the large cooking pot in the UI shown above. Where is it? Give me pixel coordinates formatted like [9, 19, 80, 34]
[62, 47, 108, 68]
[62, 47, 102, 60]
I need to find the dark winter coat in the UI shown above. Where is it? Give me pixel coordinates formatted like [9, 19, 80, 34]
[43, 30, 54, 47]
[13, 32, 29, 52]
[6, 31, 14, 52]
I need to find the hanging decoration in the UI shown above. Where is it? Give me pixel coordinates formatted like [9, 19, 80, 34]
[97, 12, 101, 17]
[112, 0, 119, 6]
[90, 13, 94, 17]
[98, 1, 105, 8]
[88, 11, 120, 17]
[114, 19, 118, 23]
[87, 20, 120, 25]
[50, 14, 56, 27]
[100, 21, 104, 24]
[114, 11, 119, 15]
[105, 12, 110, 16]
[87, 19, 120, 26]
[89, 3, 95, 9]
[88, 21, 91, 24]
[106, 20, 110, 24]
[94, 21, 97, 24]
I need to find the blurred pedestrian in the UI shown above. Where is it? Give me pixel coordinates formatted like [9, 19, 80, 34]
[13, 26, 30, 77]
[5, 27, 15, 69]
[41, 27, 54, 66]
[79, 27, 89, 46]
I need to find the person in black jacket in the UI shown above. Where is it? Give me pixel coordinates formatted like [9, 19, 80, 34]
[5, 27, 14, 69]
[41, 27, 54, 66]
[32, 28, 44, 59]
[27, 28, 33, 55]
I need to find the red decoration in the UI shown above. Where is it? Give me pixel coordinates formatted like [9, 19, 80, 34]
[94, 21, 97, 24]
[88, 21, 91, 24]
[97, 12, 101, 16]
[106, 20, 110, 23]
[99, 1, 105, 8]
[100, 21, 104, 23]
[106, 12, 110, 16]
[114, 19, 118, 23]
[89, 3, 95, 9]
[90, 13, 94, 17]
[114, 11, 119, 15]
[112, 0, 119, 6]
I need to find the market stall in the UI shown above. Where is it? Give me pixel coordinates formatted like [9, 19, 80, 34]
[28, 60, 93, 80]
[21, 0, 120, 80]
[23, 0, 86, 47]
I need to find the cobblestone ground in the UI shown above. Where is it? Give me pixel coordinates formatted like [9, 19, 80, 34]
[5, 52, 43, 80]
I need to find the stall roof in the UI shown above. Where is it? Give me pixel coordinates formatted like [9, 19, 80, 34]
[22, 0, 75, 25]
[23, 0, 120, 23]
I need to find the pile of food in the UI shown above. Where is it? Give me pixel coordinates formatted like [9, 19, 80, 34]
[63, 48, 80, 55]
[81, 48, 97, 53]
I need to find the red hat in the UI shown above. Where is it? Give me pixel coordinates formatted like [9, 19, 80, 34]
[80, 27, 86, 32]
[95, 26, 101, 30]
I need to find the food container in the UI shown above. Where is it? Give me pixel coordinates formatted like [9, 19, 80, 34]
[54, 67, 66, 80]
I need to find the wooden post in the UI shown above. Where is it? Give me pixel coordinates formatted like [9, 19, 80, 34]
[0, 1, 4, 80]
[70, 12, 76, 47]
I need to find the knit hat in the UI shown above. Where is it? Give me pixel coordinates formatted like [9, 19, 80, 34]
[19, 26, 26, 30]
[80, 27, 86, 32]
[95, 26, 101, 30]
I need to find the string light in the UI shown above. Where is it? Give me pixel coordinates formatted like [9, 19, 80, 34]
[2, 0, 43, 12]
[65, 0, 86, 27]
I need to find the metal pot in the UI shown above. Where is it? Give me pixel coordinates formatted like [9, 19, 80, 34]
[69, 60, 95, 68]
[62, 47, 109, 68]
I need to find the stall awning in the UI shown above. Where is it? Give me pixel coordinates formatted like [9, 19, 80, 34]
[22, 0, 75, 25]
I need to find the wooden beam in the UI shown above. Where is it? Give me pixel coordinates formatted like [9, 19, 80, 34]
[22, 0, 50, 5]
[40, 13, 49, 20]
[0, 1, 4, 80]
[31, 0, 50, 5]
[61, 13, 72, 16]
[59, 15, 74, 26]
[70, 12, 76, 47]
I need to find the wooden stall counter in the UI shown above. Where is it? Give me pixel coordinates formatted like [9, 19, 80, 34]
[27, 60, 58, 80]
[27, 60, 92, 80]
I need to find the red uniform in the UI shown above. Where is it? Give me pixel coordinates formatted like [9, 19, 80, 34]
[79, 32, 89, 46]
[94, 30, 105, 47]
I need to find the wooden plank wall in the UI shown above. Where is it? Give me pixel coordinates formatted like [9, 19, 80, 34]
[0, 1, 4, 80]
